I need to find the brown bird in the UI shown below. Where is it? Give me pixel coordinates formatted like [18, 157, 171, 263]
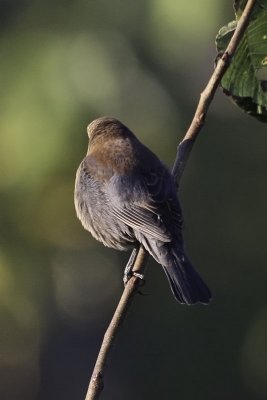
[74, 117, 211, 305]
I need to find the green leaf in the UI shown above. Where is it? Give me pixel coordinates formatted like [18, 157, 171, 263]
[216, 0, 267, 122]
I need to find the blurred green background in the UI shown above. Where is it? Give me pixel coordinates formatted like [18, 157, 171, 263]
[0, 1, 267, 399]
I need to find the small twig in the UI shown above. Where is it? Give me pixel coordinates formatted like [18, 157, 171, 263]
[172, 0, 257, 185]
[85, 247, 148, 400]
[84, 1, 256, 398]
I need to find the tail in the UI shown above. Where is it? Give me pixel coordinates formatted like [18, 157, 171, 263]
[162, 251, 211, 305]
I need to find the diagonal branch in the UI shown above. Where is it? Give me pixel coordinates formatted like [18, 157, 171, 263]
[172, 0, 257, 185]
[84, 1, 257, 399]
[85, 247, 148, 400]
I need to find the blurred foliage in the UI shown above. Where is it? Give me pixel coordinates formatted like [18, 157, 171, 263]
[0, 1, 267, 399]
[216, 0, 267, 121]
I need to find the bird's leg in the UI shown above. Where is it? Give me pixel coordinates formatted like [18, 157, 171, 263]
[123, 247, 145, 285]
[123, 248, 138, 285]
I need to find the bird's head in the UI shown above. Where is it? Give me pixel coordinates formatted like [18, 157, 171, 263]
[87, 117, 131, 143]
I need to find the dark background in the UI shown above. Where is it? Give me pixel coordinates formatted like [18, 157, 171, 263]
[0, 1, 266, 399]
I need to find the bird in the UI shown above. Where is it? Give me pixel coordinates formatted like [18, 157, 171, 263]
[74, 116, 211, 305]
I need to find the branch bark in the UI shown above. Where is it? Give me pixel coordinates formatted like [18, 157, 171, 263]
[172, 0, 257, 184]
[84, 1, 256, 398]
[85, 247, 148, 400]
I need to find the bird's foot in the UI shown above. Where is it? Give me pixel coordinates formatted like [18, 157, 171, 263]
[124, 270, 145, 287]
[123, 247, 146, 287]
[133, 272, 145, 280]
[123, 248, 138, 285]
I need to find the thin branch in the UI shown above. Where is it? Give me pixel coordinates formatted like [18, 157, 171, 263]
[172, 0, 257, 184]
[85, 247, 148, 400]
[84, 1, 256, 398]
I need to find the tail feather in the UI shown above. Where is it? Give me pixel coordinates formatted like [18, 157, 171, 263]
[162, 252, 211, 305]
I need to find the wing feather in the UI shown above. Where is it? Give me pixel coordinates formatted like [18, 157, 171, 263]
[109, 165, 183, 243]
